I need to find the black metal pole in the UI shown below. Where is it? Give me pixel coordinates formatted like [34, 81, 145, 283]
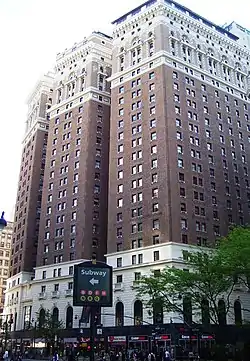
[89, 308, 95, 361]
[34, 322, 36, 350]
[4, 315, 8, 351]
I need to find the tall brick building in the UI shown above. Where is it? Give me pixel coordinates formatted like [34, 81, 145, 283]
[103, 0, 250, 329]
[36, 32, 112, 266]
[9, 73, 54, 277]
[107, 0, 250, 256]
[4, 0, 250, 342]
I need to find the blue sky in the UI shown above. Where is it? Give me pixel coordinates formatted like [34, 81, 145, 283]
[0, 0, 249, 221]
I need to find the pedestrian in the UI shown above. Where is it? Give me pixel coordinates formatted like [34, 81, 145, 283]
[53, 351, 59, 361]
[164, 349, 170, 361]
[3, 350, 9, 361]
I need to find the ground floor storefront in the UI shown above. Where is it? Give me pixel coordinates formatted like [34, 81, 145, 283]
[7, 324, 250, 360]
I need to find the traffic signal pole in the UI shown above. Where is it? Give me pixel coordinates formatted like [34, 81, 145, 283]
[73, 259, 113, 361]
[89, 308, 95, 361]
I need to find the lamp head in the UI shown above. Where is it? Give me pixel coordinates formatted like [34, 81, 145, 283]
[0, 212, 7, 231]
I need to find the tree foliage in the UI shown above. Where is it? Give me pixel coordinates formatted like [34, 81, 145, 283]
[134, 226, 250, 325]
[218, 226, 250, 287]
[35, 309, 64, 344]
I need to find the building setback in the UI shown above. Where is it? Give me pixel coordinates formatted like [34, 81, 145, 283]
[9, 73, 54, 277]
[36, 32, 112, 266]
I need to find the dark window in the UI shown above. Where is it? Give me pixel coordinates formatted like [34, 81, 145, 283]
[52, 307, 59, 325]
[201, 299, 210, 325]
[38, 308, 45, 328]
[66, 306, 73, 328]
[218, 299, 226, 325]
[183, 297, 192, 324]
[153, 301, 163, 324]
[234, 300, 242, 325]
[134, 300, 143, 325]
[115, 302, 124, 326]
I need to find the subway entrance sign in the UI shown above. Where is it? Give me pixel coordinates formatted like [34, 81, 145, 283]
[73, 261, 113, 307]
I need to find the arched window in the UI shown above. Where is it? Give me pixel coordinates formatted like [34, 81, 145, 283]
[52, 307, 59, 325]
[66, 306, 73, 329]
[182, 35, 189, 43]
[218, 300, 226, 325]
[38, 309, 45, 328]
[234, 300, 242, 325]
[134, 300, 143, 325]
[183, 297, 192, 325]
[153, 302, 163, 324]
[201, 299, 210, 325]
[115, 302, 124, 326]
[68, 72, 75, 80]
[132, 37, 139, 46]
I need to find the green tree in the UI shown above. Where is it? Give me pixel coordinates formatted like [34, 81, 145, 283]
[218, 226, 250, 288]
[133, 227, 250, 325]
[35, 309, 64, 350]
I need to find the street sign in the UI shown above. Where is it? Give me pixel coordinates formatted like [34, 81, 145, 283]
[73, 261, 113, 307]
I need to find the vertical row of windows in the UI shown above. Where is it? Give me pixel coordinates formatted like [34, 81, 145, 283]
[174, 71, 249, 245]
[115, 71, 161, 252]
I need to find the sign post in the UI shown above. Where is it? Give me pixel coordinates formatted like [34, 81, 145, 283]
[73, 260, 113, 361]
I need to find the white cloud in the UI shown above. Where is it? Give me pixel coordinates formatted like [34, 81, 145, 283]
[0, 0, 249, 221]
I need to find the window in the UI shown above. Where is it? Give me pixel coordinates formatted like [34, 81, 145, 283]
[180, 188, 186, 197]
[151, 145, 157, 154]
[176, 118, 181, 127]
[152, 188, 158, 198]
[54, 284, 59, 292]
[116, 275, 123, 283]
[178, 159, 184, 168]
[152, 173, 158, 183]
[154, 251, 159, 261]
[153, 219, 159, 230]
[118, 144, 124, 153]
[153, 235, 160, 244]
[177, 132, 182, 140]
[134, 272, 141, 281]
[151, 132, 157, 140]
[177, 145, 183, 154]
[152, 203, 159, 212]
[117, 258, 122, 268]
[138, 254, 143, 264]
[181, 219, 187, 229]
[117, 184, 123, 193]
[118, 170, 123, 179]
[181, 203, 186, 212]
[151, 159, 157, 168]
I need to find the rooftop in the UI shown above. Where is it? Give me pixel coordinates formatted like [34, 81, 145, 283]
[112, 0, 238, 41]
[224, 21, 250, 36]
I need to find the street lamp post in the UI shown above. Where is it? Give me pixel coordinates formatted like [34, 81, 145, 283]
[31, 319, 37, 350]
[0, 212, 7, 231]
